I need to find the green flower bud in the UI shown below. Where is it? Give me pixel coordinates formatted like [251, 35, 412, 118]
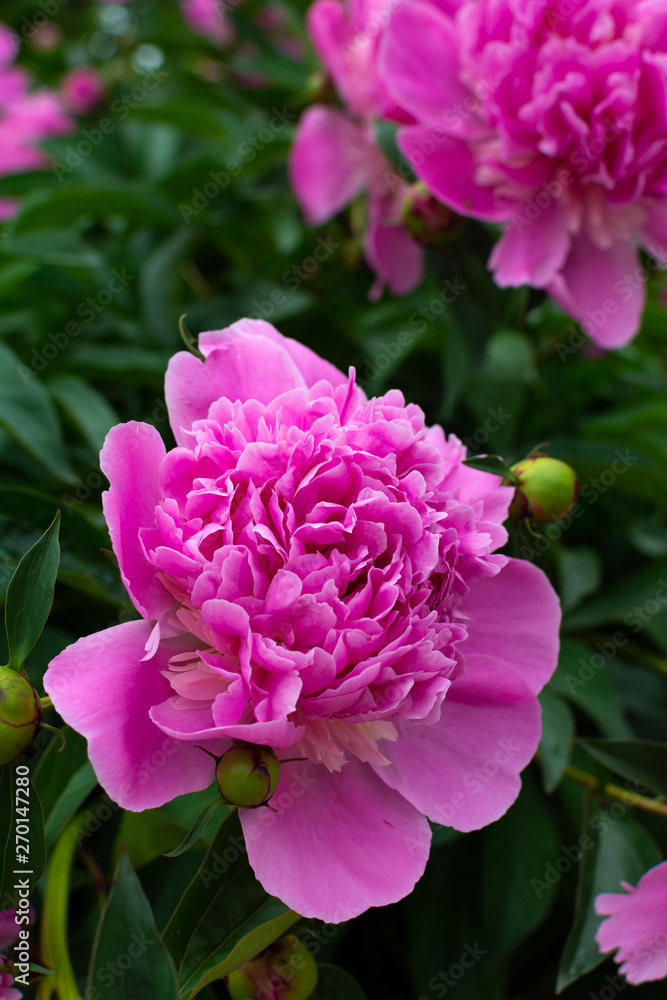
[401, 182, 465, 246]
[0, 667, 40, 767]
[215, 743, 281, 808]
[227, 935, 318, 1000]
[509, 456, 579, 524]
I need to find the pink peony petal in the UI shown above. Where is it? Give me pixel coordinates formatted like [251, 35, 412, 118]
[100, 422, 175, 621]
[490, 198, 572, 288]
[365, 185, 423, 298]
[289, 105, 376, 225]
[462, 558, 562, 695]
[596, 860, 667, 984]
[44, 622, 215, 810]
[240, 756, 431, 921]
[548, 233, 646, 349]
[375, 653, 542, 832]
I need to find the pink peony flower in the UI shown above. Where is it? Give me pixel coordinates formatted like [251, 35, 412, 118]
[596, 860, 667, 984]
[290, 0, 423, 300]
[180, 0, 234, 46]
[44, 319, 560, 922]
[60, 66, 106, 115]
[380, 0, 667, 348]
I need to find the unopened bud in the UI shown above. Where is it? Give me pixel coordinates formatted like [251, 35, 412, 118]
[509, 456, 579, 524]
[401, 182, 464, 246]
[0, 667, 40, 767]
[216, 743, 281, 808]
[227, 935, 318, 1000]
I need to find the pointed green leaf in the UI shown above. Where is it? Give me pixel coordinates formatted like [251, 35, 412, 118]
[33, 726, 98, 851]
[88, 852, 179, 1000]
[163, 796, 223, 857]
[4, 512, 61, 671]
[538, 690, 575, 793]
[163, 810, 299, 999]
[0, 767, 45, 905]
[462, 455, 517, 481]
[556, 798, 661, 992]
[579, 739, 667, 798]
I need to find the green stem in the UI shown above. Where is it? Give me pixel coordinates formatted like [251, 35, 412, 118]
[564, 765, 667, 818]
[40, 696, 53, 712]
[37, 817, 82, 1000]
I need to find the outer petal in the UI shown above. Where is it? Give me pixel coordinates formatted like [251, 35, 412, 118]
[44, 622, 215, 810]
[365, 186, 423, 298]
[490, 199, 572, 288]
[240, 757, 431, 922]
[165, 331, 307, 443]
[547, 234, 646, 349]
[100, 422, 174, 621]
[380, 2, 476, 134]
[462, 558, 561, 695]
[398, 126, 513, 222]
[375, 653, 542, 832]
[596, 860, 667, 985]
[289, 105, 376, 224]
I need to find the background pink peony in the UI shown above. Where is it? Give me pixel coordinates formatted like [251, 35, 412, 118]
[380, 0, 667, 348]
[596, 859, 667, 984]
[45, 319, 560, 922]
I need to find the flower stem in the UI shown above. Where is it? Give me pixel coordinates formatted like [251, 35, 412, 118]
[37, 817, 83, 1000]
[564, 764, 667, 818]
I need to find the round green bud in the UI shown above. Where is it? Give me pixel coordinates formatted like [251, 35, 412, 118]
[215, 743, 281, 808]
[227, 935, 318, 1000]
[509, 456, 579, 524]
[0, 667, 40, 768]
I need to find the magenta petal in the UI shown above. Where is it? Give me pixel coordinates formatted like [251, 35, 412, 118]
[149, 698, 304, 748]
[596, 861, 667, 985]
[380, 2, 471, 132]
[490, 199, 571, 288]
[548, 235, 646, 349]
[376, 654, 542, 832]
[398, 127, 513, 222]
[365, 187, 423, 297]
[462, 558, 561, 695]
[43, 622, 214, 810]
[100, 422, 174, 621]
[289, 105, 376, 225]
[240, 757, 431, 921]
[165, 329, 307, 443]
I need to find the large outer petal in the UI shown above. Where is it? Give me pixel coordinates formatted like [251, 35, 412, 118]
[462, 558, 561, 695]
[240, 757, 431, 922]
[289, 105, 376, 224]
[398, 126, 513, 222]
[547, 234, 645, 349]
[166, 320, 348, 444]
[379, 2, 477, 134]
[375, 653, 542, 832]
[100, 422, 174, 621]
[44, 622, 215, 810]
[596, 860, 667, 985]
[490, 199, 572, 288]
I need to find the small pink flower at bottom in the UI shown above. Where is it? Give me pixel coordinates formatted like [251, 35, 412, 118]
[45, 319, 561, 923]
[596, 860, 667, 984]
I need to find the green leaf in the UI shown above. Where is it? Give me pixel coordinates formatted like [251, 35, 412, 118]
[550, 639, 633, 738]
[112, 809, 202, 871]
[373, 119, 414, 183]
[4, 512, 61, 671]
[0, 343, 76, 483]
[33, 726, 98, 851]
[578, 739, 667, 798]
[88, 852, 179, 1000]
[163, 810, 299, 999]
[556, 800, 662, 991]
[538, 690, 575, 793]
[10, 185, 180, 234]
[310, 965, 369, 1000]
[481, 771, 560, 956]
[462, 455, 517, 481]
[47, 375, 118, 454]
[0, 767, 46, 905]
[163, 796, 223, 857]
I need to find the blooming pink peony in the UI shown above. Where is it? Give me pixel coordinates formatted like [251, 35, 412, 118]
[596, 860, 667, 984]
[45, 319, 560, 922]
[380, 0, 667, 348]
[290, 0, 423, 300]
